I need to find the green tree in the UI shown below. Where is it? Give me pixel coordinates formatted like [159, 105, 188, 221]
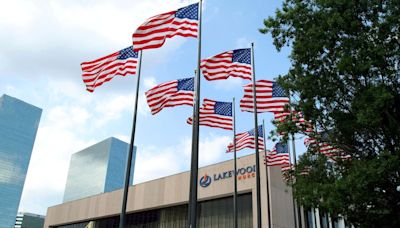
[260, 0, 400, 226]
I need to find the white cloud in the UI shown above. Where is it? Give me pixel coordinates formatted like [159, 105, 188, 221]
[143, 77, 157, 90]
[134, 133, 231, 184]
[4, 85, 18, 96]
[17, 79, 138, 214]
[19, 117, 97, 214]
[114, 134, 130, 143]
[9, 0, 215, 217]
[198, 133, 231, 166]
[212, 77, 244, 91]
[0, 1, 39, 29]
[47, 105, 91, 129]
[94, 93, 134, 126]
[46, 79, 92, 104]
[0, 0, 197, 79]
[133, 145, 184, 184]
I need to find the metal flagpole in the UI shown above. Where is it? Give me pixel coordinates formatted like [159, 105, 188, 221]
[291, 132, 302, 228]
[232, 97, 238, 228]
[262, 119, 272, 228]
[119, 50, 143, 228]
[188, 1, 202, 227]
[287, 136, 298, 228]
[289, 93, 302, 228]
[250, 42, 262, 228]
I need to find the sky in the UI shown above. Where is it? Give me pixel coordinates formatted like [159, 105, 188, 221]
[0, 0, 306, 215]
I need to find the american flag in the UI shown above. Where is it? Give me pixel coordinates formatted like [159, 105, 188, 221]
[187, 99, 233, 130]
[304, 137, 317, 147]
[304, 136, 337, 157]
[240, 80, 289, 113]
[274, 111, 313, 133]
[304, 132, 350, 159]
[265, 142, 290, 167]
[145, 77, 194, 115]
[132, 3, 199, 51]
[281, 164, 294, 172]
[200, 49, 252, 81]
[262, 143, 293, 182]
[281, 164, 294, 181]
[227, 125, 265, 152]
[81, 46, 138, 92]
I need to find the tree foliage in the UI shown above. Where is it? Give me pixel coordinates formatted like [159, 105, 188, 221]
[261, 0, 400, 226]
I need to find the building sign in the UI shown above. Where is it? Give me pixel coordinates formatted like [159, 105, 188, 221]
[199, 174, 212, 187]
[199, 165, 256, 188]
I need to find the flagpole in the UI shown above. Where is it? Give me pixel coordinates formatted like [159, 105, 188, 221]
[291, 132, 302, 228]
[250, 42, 262, 228]
[286, 129, 298, 228]
[188, 1, 202, 227]
[232, 97, 238, 228]
[119, 50, 143, 228]
[262, 119, 272, 228]
[289, 94, 302, 228]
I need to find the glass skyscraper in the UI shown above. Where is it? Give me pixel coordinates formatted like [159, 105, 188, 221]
[0, 94, 42, 228]
[63, 137, 136, 202]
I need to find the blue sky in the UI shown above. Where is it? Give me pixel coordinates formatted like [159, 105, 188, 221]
[0, 0, 306, 215]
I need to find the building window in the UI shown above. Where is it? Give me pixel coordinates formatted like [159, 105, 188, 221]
[57, 193, 252, 228]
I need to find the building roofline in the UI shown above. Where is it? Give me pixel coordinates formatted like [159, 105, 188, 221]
[51, 152, 256, 207]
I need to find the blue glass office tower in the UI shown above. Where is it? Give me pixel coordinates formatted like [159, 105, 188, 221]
[0, 94, 42, 228]
[63, 137, 136, 202]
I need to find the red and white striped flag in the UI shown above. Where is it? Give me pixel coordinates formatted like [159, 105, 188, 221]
[304, 137, 317, 147]
[226, 125, 264, 152]
[240, 80, 289, 113]
[265, 142, 290, 167]
[281, 164, 294, 172]
[273, 111, 313, 133]
[281, 164, 295, 181]
[261, 143, 293, 182]
[145, 77, 194, 115]
[200, 49, 252, 81]
[187, 99, 233, 130]
[81, 46, 138, 92]
[304, 133, 350, 160]
[132, 3, 199, 51]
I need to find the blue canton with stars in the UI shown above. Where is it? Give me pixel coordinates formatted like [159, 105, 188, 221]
[248, 125, 263, 137]
[175, 3, 198, 20]
[275, 142, 288, 154]
[232, 48, 251, 64]
[272, 82, 286, 97]
[320, 130, 333, 142]
[214, 101, 232, 116]
[117, 46, 138, 60]
[177, 77, 194, 91]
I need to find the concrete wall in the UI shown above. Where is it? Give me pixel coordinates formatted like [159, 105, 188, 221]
[45, 153, 295, 228]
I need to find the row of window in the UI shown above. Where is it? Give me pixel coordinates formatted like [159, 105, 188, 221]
[56, 193, 253, 228]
